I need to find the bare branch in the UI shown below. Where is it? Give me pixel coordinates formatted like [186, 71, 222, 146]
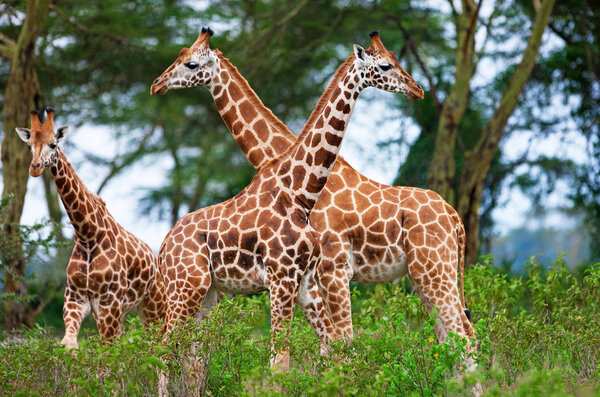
[446, 0, 458, 18]
[0, 43, 14, 60]
[96, 124, 158, 194]
[388, 15, 442, 114]
[474, 1, 503, 68]
[30, 280, 66, 320]
[48, 3, 129, 45]
[0, 31, 16, 47]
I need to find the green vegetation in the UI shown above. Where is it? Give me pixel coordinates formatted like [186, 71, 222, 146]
[1, 257, 598, 396]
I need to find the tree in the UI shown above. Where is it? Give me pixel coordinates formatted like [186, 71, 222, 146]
[388, 0, 556, 264]
[0, 0, 51, 331]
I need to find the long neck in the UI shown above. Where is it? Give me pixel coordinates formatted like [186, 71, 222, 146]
[281, 57, 363, 210]
[208, 54, 296, 170]
[50, 150, 105, 241]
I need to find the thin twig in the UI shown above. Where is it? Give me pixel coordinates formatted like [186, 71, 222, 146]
[387, 14, 442, 114]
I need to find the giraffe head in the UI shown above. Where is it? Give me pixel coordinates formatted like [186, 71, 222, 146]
[150, 27, 219, 95]
[352, 31, 424, 100]
[15, 107, 69, 177]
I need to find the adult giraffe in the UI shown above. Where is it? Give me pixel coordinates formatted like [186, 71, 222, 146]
[151, 29, 474, 346]
[15, 108, 166, 349]
[152, 31, 424, 373]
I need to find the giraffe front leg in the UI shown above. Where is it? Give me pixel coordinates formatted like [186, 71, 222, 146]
[297, 269, 335, 356]
[316, 254, 354, 342]
[61, 283, 90, 350]
[268, 277, 300, 371]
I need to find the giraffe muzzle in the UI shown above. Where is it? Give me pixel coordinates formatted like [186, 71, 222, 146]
[150, 79, 169, 95]
[30, 162, 44, 177]
[406, 84, 425, 100]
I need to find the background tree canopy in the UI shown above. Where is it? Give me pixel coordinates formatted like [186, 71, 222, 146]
[0, 0, 598, 330]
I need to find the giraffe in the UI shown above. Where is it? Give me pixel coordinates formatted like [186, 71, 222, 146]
[151, 29, 475, 347]
[15, 108, 166, 349]
[151, 30, 424, 374]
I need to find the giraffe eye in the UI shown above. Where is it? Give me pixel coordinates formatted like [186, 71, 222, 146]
[49, 143, 57, 149]
[184, 62, 199, 69]
[379, 64, 392, 71]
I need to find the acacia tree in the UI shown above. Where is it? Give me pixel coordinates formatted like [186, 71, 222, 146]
[388, 0, 556, 264]
[0, 0, 51, 331]
[0, 0, 196, 330]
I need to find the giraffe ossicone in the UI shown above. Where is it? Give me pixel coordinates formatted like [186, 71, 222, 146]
[15, 108, 166, 349]
[152, 28, 475, 353]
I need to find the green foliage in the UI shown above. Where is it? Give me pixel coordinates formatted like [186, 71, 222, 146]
[0, 195, 66, 309]
[1, 256, 599, 395]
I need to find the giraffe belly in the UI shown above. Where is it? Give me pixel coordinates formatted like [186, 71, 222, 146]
[210, 262, 267, 295]
[351, 246, 408, 283]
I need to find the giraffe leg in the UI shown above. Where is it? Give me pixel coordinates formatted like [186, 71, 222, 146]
[297, 269, 336, 355]
[176, 288, 224, 396]
[161, 253, 211, 334]
[196, 288, 224, 323]
[60, 283, 90, 350]
[268, 277, 300, 371]
[139, 277, 167, 326]
[93, 294, 124, 342]
[407, 245, 477, 372]
[316, 244, 354, 341]
[160, 253, 212, 396]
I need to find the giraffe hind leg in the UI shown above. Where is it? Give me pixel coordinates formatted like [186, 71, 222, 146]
[297, 269, 336, 355]
[160, 252, 212, 395]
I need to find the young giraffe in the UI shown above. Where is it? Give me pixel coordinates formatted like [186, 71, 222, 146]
[15, 108, 166, 349]
[152, 31, 424, 370]
[151, 29, 474, 346]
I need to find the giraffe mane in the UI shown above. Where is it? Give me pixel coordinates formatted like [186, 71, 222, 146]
[297, 54, 355, 138]
[216, 50, 296, 143]
[56, 148, 108, 210]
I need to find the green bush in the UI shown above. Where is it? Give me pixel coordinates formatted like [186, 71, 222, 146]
[0, 257, 599, 395]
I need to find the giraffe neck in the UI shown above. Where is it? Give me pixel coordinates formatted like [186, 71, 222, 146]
[208, 54, 295, 170]
[282, 57, 364, 209]
[208, 53, 352, 173]
[50, 149, 106, 241]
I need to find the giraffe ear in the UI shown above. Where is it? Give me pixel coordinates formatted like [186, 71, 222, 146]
[55, 126, 70, 143]
[353, 44, 368, 68]
[15, 128, 31, 143]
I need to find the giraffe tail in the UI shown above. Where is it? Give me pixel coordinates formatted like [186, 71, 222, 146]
[457, 218, 471, 321]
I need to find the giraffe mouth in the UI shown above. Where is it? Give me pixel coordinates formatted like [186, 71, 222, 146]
[405, 83, 425, 100]
[29, 166, 44, 177]
[150, 81, 169, 95]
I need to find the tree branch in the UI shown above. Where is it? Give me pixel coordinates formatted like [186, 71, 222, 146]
[474, 0, 556, 159]
[96, 124, 157, 194]
[29, 280, 66, 321]
[48, 3, 129, 45]
[425, 0, 480, 204]
[0, 31, 16, 47]
[0, 43, 14, 60]
[388, 15, 442, 114]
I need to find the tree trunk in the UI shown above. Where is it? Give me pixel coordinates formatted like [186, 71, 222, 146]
[457, 0, 556, 264]
[1, 0, 50, 332]
[426, 0, 479, 206]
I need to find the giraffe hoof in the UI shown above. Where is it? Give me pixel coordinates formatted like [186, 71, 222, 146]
[464, 309, 471, 321]
[60, 336, 79, 350]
